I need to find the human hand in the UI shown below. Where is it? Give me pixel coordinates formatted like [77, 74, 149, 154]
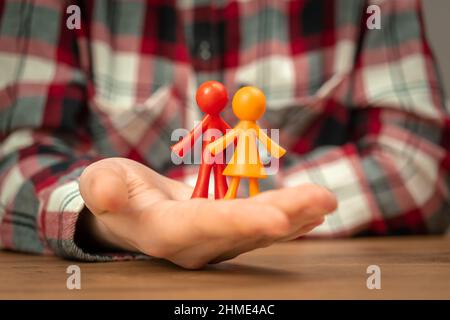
[78, 158, 337, 269]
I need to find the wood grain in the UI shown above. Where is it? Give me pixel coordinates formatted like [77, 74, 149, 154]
[1, 236, 449, 299]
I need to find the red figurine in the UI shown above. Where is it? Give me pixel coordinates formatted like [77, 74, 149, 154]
[171, 81, 232, 199]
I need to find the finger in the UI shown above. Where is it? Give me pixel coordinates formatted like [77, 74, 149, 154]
[251, 184, 337, 222]
[279, 216, 325, 241]
[138, 199, 290, 268]
[211, 216, 325, 263]
[79, 160, 129, 215]
[210, 216, 326, 265]
[146, 199, 290, 256]
[180, 199, 290, 241]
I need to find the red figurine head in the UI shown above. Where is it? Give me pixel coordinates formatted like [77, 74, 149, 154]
[196, 81, 228, 115]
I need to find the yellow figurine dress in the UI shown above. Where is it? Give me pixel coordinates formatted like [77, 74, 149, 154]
[222, 121, 267, 178]
[208, 86, 286, 199]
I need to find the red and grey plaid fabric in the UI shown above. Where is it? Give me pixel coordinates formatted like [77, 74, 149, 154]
[0, 0, 449, 260]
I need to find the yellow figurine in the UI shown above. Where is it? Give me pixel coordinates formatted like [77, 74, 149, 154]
[207, 86, 286, 199]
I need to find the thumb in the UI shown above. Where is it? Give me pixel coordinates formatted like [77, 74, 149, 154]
[79, 160, 129, 215]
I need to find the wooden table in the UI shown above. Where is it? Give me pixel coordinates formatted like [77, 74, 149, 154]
[1, 236, 449, 299]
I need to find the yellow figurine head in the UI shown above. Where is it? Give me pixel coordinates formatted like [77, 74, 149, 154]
[232, 86, 266, 121]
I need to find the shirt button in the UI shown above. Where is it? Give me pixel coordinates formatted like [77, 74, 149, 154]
[199, 40, 212, 61]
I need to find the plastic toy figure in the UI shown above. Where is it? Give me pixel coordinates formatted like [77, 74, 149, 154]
[171, 81, 232, 199]
[207, 86, 286, 199]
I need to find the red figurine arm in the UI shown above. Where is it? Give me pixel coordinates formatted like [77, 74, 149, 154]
[171, 115, 211, 157]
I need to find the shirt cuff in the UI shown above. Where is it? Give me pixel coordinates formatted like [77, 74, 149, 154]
[41, 174, 148, 262]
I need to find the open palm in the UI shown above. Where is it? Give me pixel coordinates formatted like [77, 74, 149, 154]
[79, 158, 337, 269]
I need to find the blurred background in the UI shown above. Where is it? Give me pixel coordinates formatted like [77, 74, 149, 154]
[423, 0, 450, 105]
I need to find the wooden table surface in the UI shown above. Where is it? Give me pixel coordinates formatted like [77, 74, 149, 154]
[1, 236, 449, 299]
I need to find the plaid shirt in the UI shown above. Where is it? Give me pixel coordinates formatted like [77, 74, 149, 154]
[0, 0, 449, 261]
